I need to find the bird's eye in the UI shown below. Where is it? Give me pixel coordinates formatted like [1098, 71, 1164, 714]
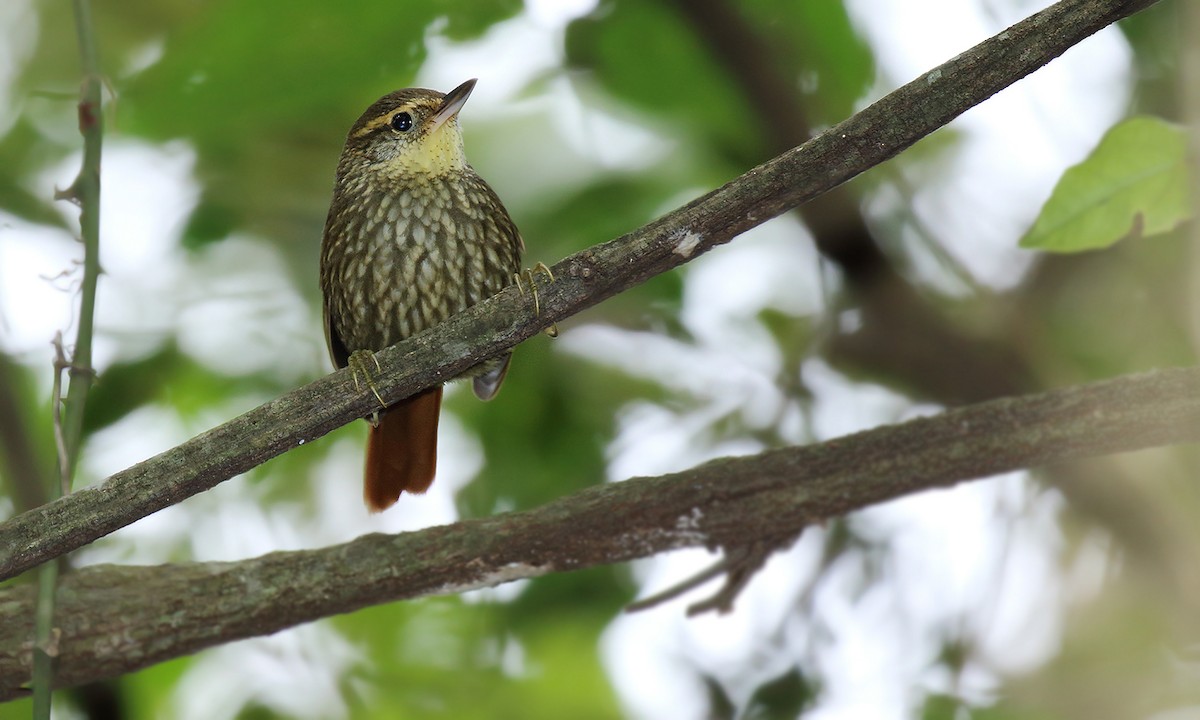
[390, 112, 413, 132]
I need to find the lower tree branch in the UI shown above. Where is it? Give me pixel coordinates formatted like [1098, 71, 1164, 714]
[0, 367, 1197, 699]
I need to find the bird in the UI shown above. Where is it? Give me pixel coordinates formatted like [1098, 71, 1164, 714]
[319, 78, 527, 512]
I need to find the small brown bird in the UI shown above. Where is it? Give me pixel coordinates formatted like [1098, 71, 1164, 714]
[320, 79, 523, 512]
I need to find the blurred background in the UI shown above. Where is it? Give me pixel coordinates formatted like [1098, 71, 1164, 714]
[0, 0, 1197, 718]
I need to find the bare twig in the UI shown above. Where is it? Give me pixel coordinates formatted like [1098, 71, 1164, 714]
[625, 539, 796, 615]
[625, 556, 730, 613]
[50, 333, 70, 497]
[685, 542, 778, 616]
[58, 0, 105, 481]
[35, 0, 107, 714]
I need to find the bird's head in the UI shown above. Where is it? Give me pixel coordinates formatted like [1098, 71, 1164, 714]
[341, 78, 477, 178]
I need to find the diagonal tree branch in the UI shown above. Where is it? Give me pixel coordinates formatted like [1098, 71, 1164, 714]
[0, 0, 1162, 581]
[0, 366, 1197, 699]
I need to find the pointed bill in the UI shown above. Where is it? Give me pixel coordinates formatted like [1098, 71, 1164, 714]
[429, 78, 477, 132]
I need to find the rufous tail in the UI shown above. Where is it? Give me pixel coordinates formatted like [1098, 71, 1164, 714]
[364, 386, 443, 512]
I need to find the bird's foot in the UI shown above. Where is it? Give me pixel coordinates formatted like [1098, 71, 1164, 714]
[348, 349, 387, 410]
[514, 261, 559, 338]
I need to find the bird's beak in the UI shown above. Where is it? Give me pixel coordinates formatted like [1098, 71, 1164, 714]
[429, 78, 477, 132]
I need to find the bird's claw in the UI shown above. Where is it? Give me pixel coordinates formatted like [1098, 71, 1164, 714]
[348, 350, 387, 409]
[514, 262, 558, 338]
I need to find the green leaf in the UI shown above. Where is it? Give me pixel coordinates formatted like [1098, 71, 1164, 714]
[1021, 116, 1193, 253]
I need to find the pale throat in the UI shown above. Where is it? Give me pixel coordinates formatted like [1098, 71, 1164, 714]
[382, 124, 469, 179]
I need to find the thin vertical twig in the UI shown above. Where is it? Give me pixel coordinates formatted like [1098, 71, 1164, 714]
[51, 333, 70, 497]
[34, 0, 106, 715]
[58, 0, 104, 471]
